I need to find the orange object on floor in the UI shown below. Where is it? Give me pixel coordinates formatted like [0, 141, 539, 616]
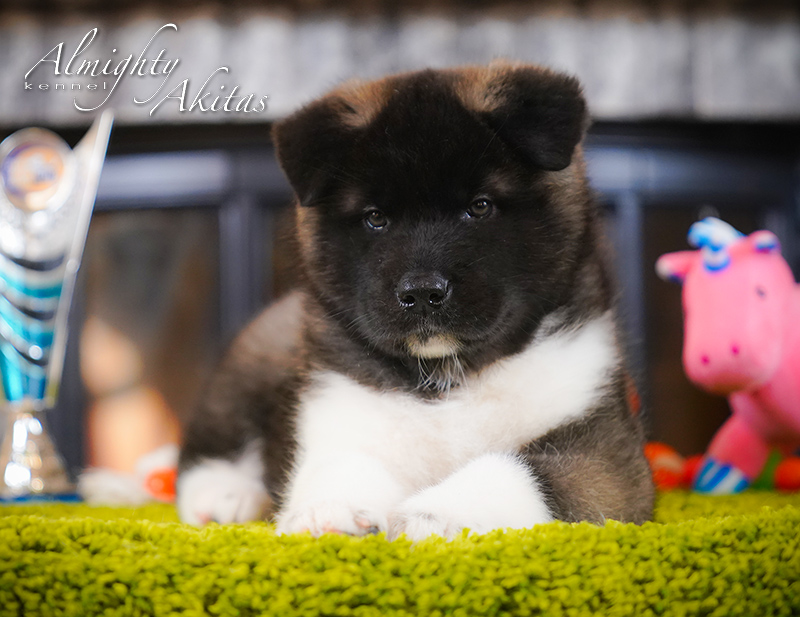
[144, 468, 177, 502]
[775, 457, 800, 492]
[644, 442, 684, 490]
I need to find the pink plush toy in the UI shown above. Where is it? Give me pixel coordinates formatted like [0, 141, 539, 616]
[656, 217, 800, 493]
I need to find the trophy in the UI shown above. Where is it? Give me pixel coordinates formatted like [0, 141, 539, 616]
[0, 112, 113, 500]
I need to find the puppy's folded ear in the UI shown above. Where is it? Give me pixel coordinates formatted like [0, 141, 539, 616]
[271, 99, 354, 206]
[481, 67, 589, 171]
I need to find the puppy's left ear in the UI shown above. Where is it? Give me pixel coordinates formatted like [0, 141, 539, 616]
[271, 98, 354, 206]
[482, 67, 589, 171]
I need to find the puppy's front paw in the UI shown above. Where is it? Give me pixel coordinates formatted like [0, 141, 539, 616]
[389, 509, 463, 541]
[276, 501, 385, 537]
[389, 453, 554, 541]
[177, 458, 271, 526]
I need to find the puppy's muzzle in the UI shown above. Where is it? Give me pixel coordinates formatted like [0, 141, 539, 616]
[396, 272, 452, 313]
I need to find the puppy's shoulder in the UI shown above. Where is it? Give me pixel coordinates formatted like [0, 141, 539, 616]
[474, 310, 621, 406]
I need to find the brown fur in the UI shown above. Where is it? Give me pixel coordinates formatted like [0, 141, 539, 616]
[331, 79, 396, 128]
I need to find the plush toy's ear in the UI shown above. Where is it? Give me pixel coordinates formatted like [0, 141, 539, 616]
[748, 230, 781, 254]
[271, 98, 355, 206]
[480, 67, 589, 171]
[687, 217, 744, 250]
[656, 251, 698, 284]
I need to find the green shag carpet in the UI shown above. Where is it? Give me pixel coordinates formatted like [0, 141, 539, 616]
[1, 492, 799, 617]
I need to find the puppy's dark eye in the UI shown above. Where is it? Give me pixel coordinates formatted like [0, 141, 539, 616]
[466, 198, 493, 219]
[364, 209, 388, 230]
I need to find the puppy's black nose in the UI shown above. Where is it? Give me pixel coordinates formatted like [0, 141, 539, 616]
[396, 272, 452, 311]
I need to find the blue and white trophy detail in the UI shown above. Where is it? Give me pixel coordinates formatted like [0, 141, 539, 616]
[0, 112, 113, 500]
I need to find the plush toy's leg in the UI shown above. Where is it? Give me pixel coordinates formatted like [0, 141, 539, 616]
[695, 401, 770, 494]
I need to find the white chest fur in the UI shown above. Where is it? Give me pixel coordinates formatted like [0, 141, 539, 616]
[296, 312, 618, 494]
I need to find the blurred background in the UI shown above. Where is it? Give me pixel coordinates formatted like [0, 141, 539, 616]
[0, 0, 799, 477]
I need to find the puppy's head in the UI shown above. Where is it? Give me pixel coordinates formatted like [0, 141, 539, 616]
[273, 62, 592, 364]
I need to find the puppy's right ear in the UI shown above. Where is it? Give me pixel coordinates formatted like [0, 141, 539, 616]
[271, 99, 355, 206]
[479, 66, 589, 171]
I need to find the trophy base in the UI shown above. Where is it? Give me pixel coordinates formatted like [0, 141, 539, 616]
[0, 402, 76, 501]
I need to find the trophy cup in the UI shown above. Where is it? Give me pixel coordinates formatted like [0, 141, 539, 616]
[0, 112, 113, 500]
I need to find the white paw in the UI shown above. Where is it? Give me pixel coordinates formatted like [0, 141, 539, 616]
[388, 490, 490, 541]
[389, 453, 553, 541]
[389, 508, 465, 541]
[276, 501, 385, 537]
[177, 456, 271, 526]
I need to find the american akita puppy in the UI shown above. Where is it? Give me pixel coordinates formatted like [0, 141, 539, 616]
[177, 62, 654, 539]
